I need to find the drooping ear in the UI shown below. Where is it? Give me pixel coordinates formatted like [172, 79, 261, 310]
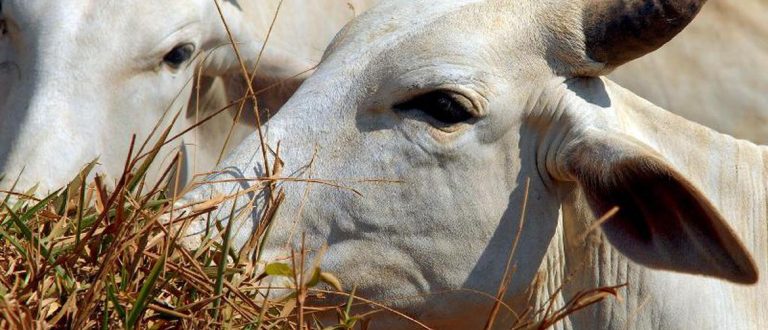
[199, 1, 315, 109]
[582, 0, 707, 72]
[201, 0, 317, 75]
[560, 130, 757, 284]
[200, 37, 314, 84]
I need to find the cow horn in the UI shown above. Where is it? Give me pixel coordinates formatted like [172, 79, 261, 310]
[583, 0, 707, 68]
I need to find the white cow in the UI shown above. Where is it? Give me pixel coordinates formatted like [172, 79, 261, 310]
[0, 0, 376, 193]
[178, 0, 767, 328]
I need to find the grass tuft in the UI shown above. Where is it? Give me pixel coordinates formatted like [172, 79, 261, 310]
[0, 145, 362, 329]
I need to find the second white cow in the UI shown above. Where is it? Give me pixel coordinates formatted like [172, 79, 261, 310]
[0, 0, 375, 193]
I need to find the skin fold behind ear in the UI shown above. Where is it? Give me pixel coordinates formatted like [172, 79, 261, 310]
[561, 129, 758, 284]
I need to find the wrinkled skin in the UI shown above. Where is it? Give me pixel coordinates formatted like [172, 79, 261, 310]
[179, 1, 768, 328]
[0, 0, 375, 193]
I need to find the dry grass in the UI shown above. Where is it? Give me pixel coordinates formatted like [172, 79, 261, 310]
[0, 143, 625, 329]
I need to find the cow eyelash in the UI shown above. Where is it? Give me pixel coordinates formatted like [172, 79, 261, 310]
[393, 90, 476, 126]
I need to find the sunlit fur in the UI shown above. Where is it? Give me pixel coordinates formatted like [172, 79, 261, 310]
[181, 1, 768, 328]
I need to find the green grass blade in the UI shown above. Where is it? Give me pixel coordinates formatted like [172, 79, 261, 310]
[101, 296, 110, 330]
[18, 189, 61, 225]
[3, 191, 60, 257]
[74, 208, 116, 232]
[212, 197, 238, 320]
[344, 285, 357, 321]
[126, 253, 166, 329]
[68, 158, 99, 196]
[2, 202, 34, 243]
[75, 175, 87, 247]
[2, 198, 73, 286]
[21, 184, 38, 203]
[0, 227, 28, 258]
[107, 279, 126, 321]
[55, 188, 68, 216]
[1, 174, 23, 228]
[1, 172, 21, 207]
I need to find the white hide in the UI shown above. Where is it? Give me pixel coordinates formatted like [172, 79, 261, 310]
[178, 0, 767, 329]
[0, 0, 376, 193]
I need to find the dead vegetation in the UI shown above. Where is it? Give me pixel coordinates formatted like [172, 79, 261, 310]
[0, 143, 625, 329]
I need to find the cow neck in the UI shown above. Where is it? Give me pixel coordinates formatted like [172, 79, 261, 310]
[537, 77, 768, 328]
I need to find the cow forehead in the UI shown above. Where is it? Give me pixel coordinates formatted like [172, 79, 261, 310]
[325, 0, 482, 62]
[322, 1, 556, 91]
[2, 0, 209, 79]
[5, 1, 203, 50]
[6, 1, 198, 25]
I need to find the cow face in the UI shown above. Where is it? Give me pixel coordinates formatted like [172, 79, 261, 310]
[185, 0, 756, 327]
[1, 1, 193, 191]
[0, 0, 317, 193]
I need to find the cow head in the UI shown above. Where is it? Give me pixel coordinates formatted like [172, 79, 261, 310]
[181, 0, 756, 326]
[0, 0, 316, 193]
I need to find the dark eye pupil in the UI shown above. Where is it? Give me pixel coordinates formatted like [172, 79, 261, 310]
[163, 44, 194, 68]
[394, 91, 473, 125]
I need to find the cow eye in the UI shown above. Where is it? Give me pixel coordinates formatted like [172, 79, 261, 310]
[394, 91, 474, 125]
[0, 2, 5, 36]
[163, 43, 195, 69]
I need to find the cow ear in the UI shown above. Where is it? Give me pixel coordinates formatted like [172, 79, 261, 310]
[200, 1, 314, 108]
[561, 130, 758, 284]
[200, 38, 313, 83]
[201, 1, 317, 76]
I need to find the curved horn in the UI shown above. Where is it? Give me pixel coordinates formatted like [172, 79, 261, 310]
[583, 0, 707, 68]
